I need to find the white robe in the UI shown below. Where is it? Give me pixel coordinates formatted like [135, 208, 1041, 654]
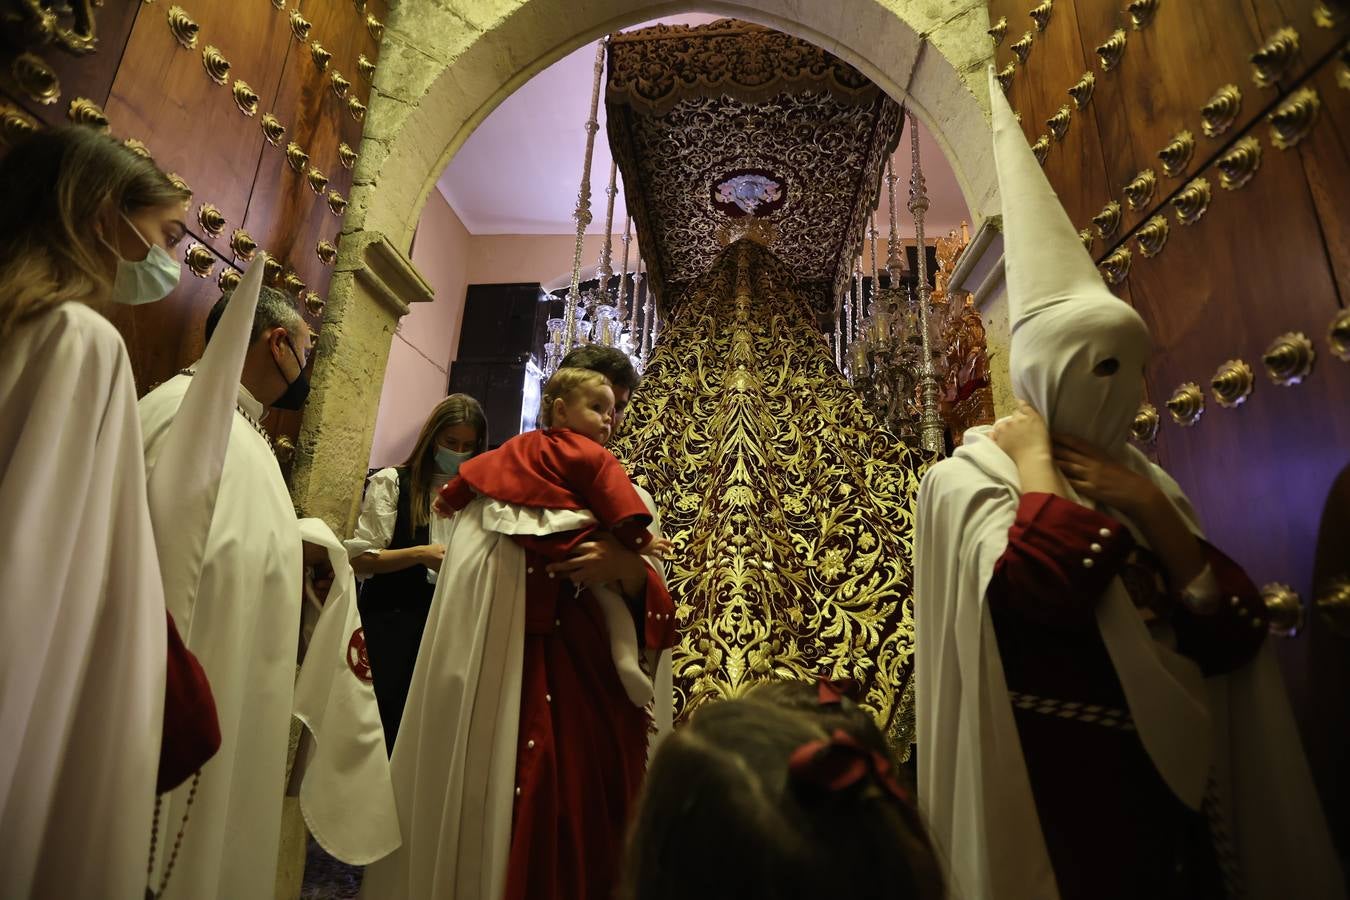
[360, 484, 672, 900]
[291, 516, 401, 864]
[139, 374, 302, 900]
[915, 429, 1344, 900]
[0, 303, 166, 900]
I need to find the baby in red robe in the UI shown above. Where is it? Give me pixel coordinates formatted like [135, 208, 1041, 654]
[437, 367, 672, 705]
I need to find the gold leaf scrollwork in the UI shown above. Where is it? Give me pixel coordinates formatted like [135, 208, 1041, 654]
[610, 240, 926, 751]
[608, 20, 878, 117]
[1011, 31, 1034, 64]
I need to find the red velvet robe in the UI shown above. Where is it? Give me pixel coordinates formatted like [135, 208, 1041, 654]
[439, 428, 677, 900]
[159, 611, 221, 793]
[988, 492, 1266, 900]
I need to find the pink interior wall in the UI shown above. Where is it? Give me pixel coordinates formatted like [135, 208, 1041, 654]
[468, 232, 642, 288]
[368, 189, 472, 467]
[367, 202, 650, 467]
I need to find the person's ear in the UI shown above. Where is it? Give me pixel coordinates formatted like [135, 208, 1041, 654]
[551, 396, 567, 421]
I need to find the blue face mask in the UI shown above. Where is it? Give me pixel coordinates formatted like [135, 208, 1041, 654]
[106, 214, 181, 306]
[435, 446, 473, 475]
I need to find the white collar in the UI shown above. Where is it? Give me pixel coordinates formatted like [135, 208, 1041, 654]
[237, 383, 265, 421]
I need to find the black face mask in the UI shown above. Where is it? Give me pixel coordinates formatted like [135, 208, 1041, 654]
[273, 337, 311, 411]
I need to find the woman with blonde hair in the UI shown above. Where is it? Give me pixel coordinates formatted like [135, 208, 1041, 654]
[346, 393, 489, 750]
[0, 126, 220, 897]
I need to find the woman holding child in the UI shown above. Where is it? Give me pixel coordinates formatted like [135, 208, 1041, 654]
[360, 347, 675, 900]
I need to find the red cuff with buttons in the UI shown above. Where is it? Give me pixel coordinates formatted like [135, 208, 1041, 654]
[988, 492, 1136, 627]
[1172, 540, 1267, 676]
[642, 564, 677, 650]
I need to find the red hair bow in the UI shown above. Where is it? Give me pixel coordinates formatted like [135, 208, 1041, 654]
[787, 729, 910, 804]
[815, 675, 858, 706]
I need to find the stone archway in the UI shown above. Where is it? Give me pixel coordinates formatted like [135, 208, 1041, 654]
[294, 0, 997, 530]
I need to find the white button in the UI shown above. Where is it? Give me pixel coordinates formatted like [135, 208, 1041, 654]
[1099, 528, 1111, 538]
[1082, 558, 1094, 568]
[1230, 596, 1240, 606]
[515, 787, 522, 797]
[527, 566, 535, 574]
[545, 693, 552, 703]
[647, 611, 653, 618]
[554, 619, 561, 626]
[1090, 543, 1103, 553]
[547, 572, 556, 579]
[527, 740, 535, 749]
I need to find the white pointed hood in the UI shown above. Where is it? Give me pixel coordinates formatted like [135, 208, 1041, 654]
[145, 255, 266, 626]
[992, 68, 1150, 457]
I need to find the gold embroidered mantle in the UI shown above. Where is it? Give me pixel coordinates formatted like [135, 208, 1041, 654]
[612, 241, 928, 750]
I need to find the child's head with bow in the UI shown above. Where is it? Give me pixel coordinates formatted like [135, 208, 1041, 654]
[619, 682, 944, 900]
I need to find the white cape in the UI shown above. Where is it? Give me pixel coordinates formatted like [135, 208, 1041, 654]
[0, 303, 166, 899]
[361, 484, 672, 900]
[140, 374, 302, 900]
[914, 427, 1344, 900]
[292, 516, 401, 864]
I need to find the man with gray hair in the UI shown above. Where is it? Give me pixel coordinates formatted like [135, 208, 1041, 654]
[137, 283, 312, 899]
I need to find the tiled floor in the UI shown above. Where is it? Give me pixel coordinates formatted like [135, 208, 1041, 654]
[300, 839, 363, 900]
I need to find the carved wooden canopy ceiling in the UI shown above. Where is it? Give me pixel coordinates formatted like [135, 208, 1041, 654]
[606, 19, 903, 320]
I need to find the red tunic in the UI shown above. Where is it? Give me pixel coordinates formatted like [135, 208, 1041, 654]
[988, 493, 1266, 900]
[438, 427, 677, 899]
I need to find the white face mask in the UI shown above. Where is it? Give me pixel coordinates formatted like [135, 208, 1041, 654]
[106, 214, 181, 306]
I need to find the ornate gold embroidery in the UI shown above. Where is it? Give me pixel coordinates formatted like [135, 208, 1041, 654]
[612, 241, 926, 751]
